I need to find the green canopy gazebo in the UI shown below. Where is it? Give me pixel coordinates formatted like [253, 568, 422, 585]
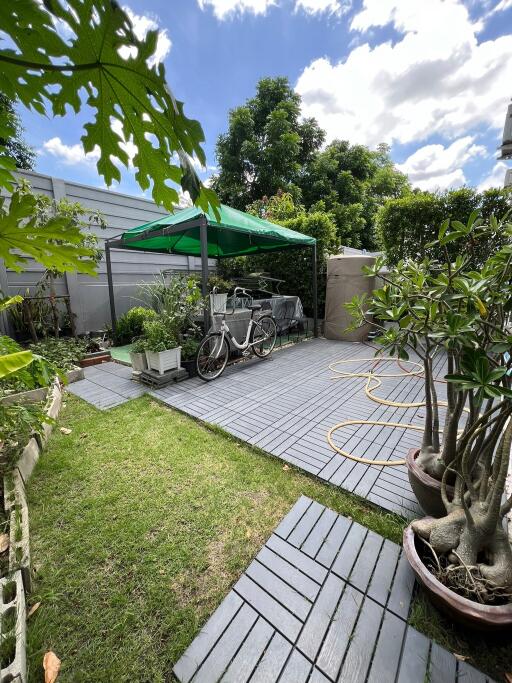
[105, 203, 318, 336]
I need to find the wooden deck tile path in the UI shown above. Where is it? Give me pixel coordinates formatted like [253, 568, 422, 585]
[67, 339, 447, 518]
[173, 496, 494, 683]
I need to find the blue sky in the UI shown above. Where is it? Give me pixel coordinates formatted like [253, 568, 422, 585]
[18, 0, 512, 200]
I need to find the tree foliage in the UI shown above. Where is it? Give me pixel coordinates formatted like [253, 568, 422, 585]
[0, 183, 102, 275]
[376, 187, 512, 266]
[0, 0, 217, 212]
[212, 78, 409, 248]
[211, 77, 325, 209]
[0, 94, 35, 170]
[302, 141, 409, 250]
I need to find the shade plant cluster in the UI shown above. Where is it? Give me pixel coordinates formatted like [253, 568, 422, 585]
[118, 275, 204, 372]
[347, 210, 512, 624]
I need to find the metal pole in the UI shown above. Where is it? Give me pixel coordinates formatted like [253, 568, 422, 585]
[199, 216, 210, 332]
[105, 242, 117, 333]
[312, 243, 318, 338]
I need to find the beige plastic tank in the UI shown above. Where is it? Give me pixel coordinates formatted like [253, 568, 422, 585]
[324, 254, 376, 341]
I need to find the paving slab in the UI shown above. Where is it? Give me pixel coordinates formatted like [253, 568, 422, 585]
[173, 496, 495, 683]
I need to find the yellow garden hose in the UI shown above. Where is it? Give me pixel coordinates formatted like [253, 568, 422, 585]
[326, 356, 448, 468]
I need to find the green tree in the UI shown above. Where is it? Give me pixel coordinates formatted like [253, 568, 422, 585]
[219, 192, 338, 316]
[0, 94, 35, 170]
[377, 187, 512, 266]
[302, 141, 410, 250]
[211, 77, 325, 208]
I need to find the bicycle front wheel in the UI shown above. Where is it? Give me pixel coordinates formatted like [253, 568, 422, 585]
[196, 334, 229, 381]
[252, 316, 277, 358]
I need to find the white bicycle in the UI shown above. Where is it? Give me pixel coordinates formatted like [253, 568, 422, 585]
[196, 287, 277, 381]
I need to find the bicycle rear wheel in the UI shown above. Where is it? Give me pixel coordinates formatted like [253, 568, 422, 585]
[252, 316, 277, 358]
[196, 334, 229, 381]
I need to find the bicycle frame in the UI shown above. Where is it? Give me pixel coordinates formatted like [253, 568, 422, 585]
[209, 286, 274, 358]
[217, 316, 268, 351]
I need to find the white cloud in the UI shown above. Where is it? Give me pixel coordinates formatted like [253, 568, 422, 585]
[295, 0, 512, 148]
[489, 0, 512, 14]
[397, 136, 485, 190]
[478, 161, 509, 190]
[120, 6, 171, 66]
[42, 119, 137, 171]
[177, 189, 193, 208]
[197, 0, 275, 19]
[295, 0, 351, 15]
[42, 137, 100, 166]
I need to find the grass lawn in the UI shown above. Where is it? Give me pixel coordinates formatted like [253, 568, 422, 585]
[26, 394, 510, 682]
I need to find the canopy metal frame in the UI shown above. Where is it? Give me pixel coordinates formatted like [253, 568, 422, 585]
[105, 214, 318, 338]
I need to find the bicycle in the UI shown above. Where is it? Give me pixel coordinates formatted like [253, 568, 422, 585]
[196, 287, 277, 381]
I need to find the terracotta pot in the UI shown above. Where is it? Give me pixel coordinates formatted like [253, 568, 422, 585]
[406, 448, 454, 518]
[403, 523, 512, 631]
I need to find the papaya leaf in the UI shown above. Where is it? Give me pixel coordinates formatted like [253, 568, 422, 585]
[0, 351, 33, 380]
[0, 0, 219, 214]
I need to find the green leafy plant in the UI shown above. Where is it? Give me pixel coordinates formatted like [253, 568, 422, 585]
[347, 211, 512, 599]
[180, 338, 200, 361]
[0, 336, 61, 393]
[0, 297, 33, 381]
[139, 274, 204, 341]
[139, 317, 178, 353]
[376, 187, 512, 266]
[0, 400, 49, 474]
[0, 0, 218, 214]
[28, 337, 89, 372]
[113, 307, 157, 346]
[0, 187, 100, 275]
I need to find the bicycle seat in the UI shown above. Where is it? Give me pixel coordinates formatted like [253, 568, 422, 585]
[247, 304, 262, 311]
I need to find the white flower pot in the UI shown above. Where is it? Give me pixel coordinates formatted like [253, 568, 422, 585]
[145, 347, 181, 375]
[130, 351, 147, 372]
[210, 292, 228, 315]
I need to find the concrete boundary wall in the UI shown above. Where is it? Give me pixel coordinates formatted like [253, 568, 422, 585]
[0, 170, 215, 334]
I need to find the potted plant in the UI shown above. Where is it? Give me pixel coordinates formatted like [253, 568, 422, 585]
[140, 317, 180, 375]
[180, 337, 200, 377]
[349, 211, 512, 628]
[129, 337, 148, 372]
[346, 211, 512, 517]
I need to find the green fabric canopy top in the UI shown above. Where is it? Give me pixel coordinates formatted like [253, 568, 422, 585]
[120, 203, 316, 258]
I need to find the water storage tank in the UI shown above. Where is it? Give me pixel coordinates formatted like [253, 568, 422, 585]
[324, 254, 376, 341]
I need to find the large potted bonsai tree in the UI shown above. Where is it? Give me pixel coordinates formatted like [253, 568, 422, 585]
[348, 211, 512, 628]
[347, 211, 512, 516]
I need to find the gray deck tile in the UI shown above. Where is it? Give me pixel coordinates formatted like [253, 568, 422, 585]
[174, 496, 493, 683]
[69, 339, 433, 518]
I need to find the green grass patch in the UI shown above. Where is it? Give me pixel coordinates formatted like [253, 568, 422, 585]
[26, 394, 509, 681]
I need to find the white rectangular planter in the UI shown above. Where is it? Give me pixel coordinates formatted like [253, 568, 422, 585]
[145, 347, 181, 375]
[130, 351, 148, 372]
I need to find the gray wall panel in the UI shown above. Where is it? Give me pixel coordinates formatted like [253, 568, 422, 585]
[2, 170, 212, 334]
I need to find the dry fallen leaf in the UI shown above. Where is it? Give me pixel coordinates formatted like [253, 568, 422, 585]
[59, 427, 72, 435]
[453, 653, 469, 662]
[0, 533, 9, 553]
[282, 464, 290, 471]
[43, 651, 61, 683]
[28, 602, 41, 618]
